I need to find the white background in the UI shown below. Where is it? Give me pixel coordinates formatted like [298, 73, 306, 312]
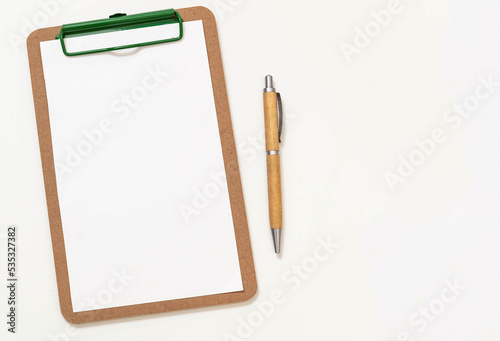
[1, 0, 500, 340]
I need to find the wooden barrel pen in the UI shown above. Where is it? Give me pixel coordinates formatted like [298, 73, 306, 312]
[263, 75, 283, 253]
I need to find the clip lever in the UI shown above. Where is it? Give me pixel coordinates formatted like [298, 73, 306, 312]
[277, 93, 283, 143]
[56, 9, 183, 56]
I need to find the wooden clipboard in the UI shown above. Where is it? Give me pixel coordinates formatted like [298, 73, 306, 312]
[27, 6, 257, 324]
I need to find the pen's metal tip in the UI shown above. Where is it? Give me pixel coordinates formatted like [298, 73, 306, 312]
[272, 229, 281, 254]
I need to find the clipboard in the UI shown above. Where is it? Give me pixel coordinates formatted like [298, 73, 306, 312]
[27, 6, 257, 324]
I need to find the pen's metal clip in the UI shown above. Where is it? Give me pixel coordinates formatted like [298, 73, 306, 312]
[277, 92, 283, 143]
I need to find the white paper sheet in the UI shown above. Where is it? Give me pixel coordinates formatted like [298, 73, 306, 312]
[40, 20, 243, 312]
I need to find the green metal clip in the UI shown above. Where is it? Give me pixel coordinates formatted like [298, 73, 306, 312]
[56, 9, 183, 56]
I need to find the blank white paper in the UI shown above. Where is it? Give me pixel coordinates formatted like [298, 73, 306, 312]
[40, 20, 243, 312]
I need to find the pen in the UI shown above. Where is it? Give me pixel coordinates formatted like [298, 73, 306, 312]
[263, 75, 283, 253]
